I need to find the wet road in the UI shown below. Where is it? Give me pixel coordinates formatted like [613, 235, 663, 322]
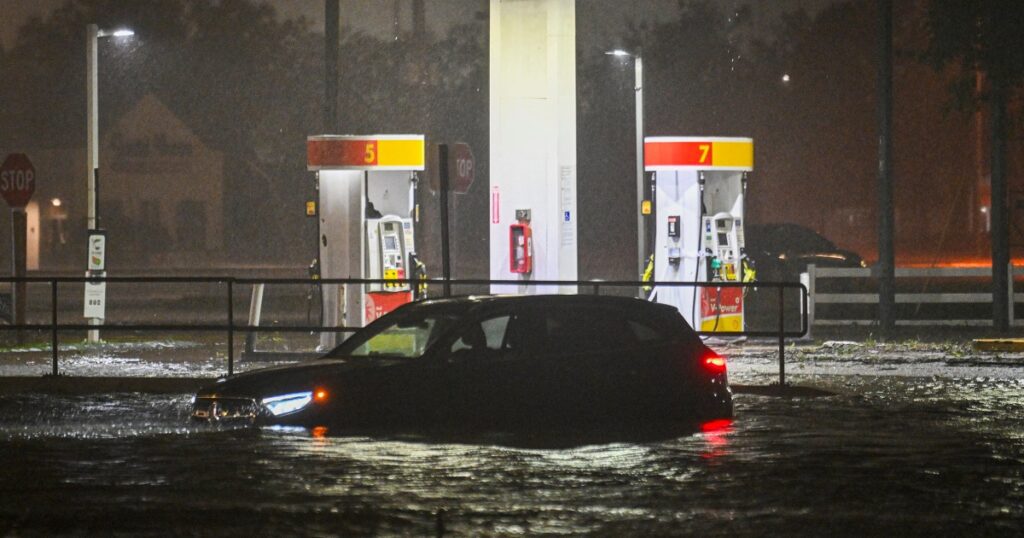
[1, 354, 1023, 536]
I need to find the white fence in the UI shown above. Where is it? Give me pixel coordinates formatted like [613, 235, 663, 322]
[800, 263, 1023, 331]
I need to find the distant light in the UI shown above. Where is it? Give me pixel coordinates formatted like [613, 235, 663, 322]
[781, 73, 791, 83]
[314, 388, 329, 403]
[51, 198, 62, 207]
[605, 49, 631, 57]
[980, 206, 989, 214]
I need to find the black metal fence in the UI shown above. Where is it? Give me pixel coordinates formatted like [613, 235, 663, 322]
[0, 276, 807, 384]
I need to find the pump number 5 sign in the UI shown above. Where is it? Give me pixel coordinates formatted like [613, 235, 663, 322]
[307, 135, 425, 171]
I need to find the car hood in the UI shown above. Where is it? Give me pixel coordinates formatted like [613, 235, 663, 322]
[750, 248, 863, 267]
[196, 357, 399, 399]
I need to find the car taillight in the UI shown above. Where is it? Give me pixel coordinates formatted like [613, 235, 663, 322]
[703, 351, 727, 374]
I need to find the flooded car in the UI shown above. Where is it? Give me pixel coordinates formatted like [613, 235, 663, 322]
[192, 295, 732, 432]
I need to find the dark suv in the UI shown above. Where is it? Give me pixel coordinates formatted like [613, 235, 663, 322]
[192, 294, 733, 432]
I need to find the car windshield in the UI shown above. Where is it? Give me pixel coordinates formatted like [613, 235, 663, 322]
[325, 304, 468, 359]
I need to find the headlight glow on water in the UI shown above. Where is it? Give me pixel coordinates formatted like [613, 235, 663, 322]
[261, 392, 313, 416]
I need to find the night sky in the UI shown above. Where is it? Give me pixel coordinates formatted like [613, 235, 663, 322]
[0, 0, 1020, 278]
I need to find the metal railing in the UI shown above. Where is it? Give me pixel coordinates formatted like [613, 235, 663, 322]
[0, 276, 807, 384]
[801, 263, 1022, 332]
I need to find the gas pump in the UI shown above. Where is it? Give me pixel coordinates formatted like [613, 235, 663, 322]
[644, 137, 754, 332]
[703, 212, 743, 282]
[307, 134, 426, 349]
[365, 215, 417, 321]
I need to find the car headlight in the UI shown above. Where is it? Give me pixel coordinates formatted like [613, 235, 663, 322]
[261, 392, 313, 416]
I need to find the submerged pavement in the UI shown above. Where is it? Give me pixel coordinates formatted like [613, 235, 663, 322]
[0, 336, 1021, 395]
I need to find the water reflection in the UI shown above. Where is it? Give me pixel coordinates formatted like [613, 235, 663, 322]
[0, 373, 1022, 535]
[699, 418, 734, 460]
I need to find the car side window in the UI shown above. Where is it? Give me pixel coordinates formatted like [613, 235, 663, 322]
[538, 307, 634, 355]
[627, 319, 662, 343]
[450, 314, 512, 354]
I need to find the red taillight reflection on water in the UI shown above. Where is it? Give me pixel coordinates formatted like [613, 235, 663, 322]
[700, 418, 734, 432]
[699, 418, 734, 460]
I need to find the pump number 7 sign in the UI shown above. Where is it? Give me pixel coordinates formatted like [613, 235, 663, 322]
[643, 137, 753, 171]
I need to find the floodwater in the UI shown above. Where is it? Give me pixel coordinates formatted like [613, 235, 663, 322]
[1, 354, 1023, 536]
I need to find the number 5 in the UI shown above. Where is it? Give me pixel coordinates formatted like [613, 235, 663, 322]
[364, 142, 376, 163]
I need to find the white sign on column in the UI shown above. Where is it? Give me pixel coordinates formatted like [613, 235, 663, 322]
[84, 230, 106, 328]
[87, 232, 105, 270]
[83, 275, 106, 319]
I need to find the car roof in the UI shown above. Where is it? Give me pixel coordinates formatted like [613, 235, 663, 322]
[407, 294, 677, 315]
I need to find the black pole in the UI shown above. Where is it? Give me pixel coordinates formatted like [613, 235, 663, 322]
[990, 74, 1009, 332]
[11, 209, 26, 346]
[51, 280, 58, 376]
[94, 168, 100, 229]
[876, 0, 895, 335]
[227, 279, 234, 376]
[438, 145, 452, 297]
[778, 284, 786, 387]
[324, 0, 339, 132]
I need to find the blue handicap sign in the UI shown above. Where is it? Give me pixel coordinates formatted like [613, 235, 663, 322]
[564, 211, 571, 222]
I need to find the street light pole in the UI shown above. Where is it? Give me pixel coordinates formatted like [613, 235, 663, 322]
[85, 24, 133, 343]
[86, 23, 101, 343]
[87, 24, 98, 232]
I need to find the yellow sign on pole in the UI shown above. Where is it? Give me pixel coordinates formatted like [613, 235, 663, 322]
[641, 200, 652, 215]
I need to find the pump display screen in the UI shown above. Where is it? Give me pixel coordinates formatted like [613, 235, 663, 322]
[718, 233, 729, 245]
[384, 236, 398, 250]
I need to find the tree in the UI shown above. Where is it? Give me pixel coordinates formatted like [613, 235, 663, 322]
[923, 0, 1024, 331]
[0, 0, 324, 266]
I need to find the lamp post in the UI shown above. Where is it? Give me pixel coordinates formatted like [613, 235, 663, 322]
[606, 49, 645, 287]
[86, 24, 133, 342]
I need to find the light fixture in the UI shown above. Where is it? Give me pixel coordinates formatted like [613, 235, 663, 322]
[97, 28, 135, 38]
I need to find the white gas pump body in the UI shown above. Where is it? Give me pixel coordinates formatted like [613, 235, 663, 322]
[645, 137, 753, 332]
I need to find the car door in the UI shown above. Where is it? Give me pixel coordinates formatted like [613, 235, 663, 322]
[614, 311, 690, 416]
[444, 309, 531, 428]
[516, 305, 637, 424]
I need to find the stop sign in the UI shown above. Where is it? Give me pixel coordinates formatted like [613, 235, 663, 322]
[451, 142, 474, 194]
[0, 153, 36, 208]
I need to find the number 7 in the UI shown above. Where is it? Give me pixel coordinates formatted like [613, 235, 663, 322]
[698, 144, 710, 163]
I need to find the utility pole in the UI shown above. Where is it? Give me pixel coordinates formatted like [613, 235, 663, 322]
[990, 73, 1009, 332]
[876, 0, 895, 336]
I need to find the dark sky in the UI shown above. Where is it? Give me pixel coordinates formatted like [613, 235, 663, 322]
[0, 0, 839, 51]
